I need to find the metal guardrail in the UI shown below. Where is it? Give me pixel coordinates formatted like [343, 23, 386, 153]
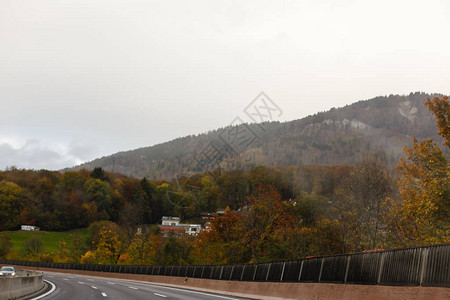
[1, 243, 449, 288]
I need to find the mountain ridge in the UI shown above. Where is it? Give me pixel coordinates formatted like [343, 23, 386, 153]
[67, 92, 446, 179]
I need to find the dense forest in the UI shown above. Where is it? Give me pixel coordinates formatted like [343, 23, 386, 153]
[0, 164, 353, 232]
[0, 96, 448, 266]
[68, 92, 447, 179]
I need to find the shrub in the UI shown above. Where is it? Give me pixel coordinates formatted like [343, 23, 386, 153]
[22, 236, 43, 258]
[0, 232, 12, 258]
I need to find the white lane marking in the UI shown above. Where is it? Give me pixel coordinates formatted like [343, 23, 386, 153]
[88, 279, 94, 281]
[91, 286, 98, 289]
[30, 279, 56, 300]
[128, 286, 138, 289]
[40, 272, 238, 300]
[63, 278, 69, 280]
[78, 281, 84, 285]
[101, 292, 107, 297]
[124, 281, 239, 299]
[154, 293, 167, 298]
[107, 282, 115, 285]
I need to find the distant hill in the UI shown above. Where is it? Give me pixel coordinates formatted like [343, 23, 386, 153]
[67, 92, 446, 179]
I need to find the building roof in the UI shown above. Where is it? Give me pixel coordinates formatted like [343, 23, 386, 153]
[158, 225, 185, 233]
[162, 216, 180, 221]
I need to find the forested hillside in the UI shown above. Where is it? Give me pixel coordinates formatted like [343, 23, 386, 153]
[68, 92, 445, 179]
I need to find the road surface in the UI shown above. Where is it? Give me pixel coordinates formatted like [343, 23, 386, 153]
[34, 271, 242, 300]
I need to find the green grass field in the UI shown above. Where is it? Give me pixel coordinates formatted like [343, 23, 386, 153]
[5, 228, 89, 255]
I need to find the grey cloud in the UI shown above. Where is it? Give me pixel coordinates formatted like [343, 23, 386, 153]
[0, 140, 82, 171]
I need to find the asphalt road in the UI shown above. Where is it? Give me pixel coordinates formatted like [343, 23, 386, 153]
[34, 271, 243, 300]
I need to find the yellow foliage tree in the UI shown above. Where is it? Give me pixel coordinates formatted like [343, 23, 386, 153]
[53, 241, 71, 263]
[121, 232, 163, 265]
[80, 251, 96, 264]
[387, 96, 449, 247]
[425, 96, 449, 147]
[118, 232, 163, 265]
[81, 229, 123, 264]
[94, 229, 123, 264]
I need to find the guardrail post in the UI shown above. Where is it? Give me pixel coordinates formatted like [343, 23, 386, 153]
[419, 247, 429, 286]
[229, 266, 234, 280]
[318, 258, 325, 282]
[252, 265, 258, 281]
[280, 262, 286, 282]
[298, 260, 304, 282]
[241, 265, 245, 281]
[344, 255, 351, 283]
[219, 266, 224, 280]
[265, 263, 271, 281]
[377, 251, 385, 284]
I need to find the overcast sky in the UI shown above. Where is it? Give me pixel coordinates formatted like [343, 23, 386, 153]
[1, 0, 449, 170]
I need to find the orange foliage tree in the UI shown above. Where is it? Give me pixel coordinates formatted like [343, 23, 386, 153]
[242, 185, 297, 262]
[191, 208, 249, 265]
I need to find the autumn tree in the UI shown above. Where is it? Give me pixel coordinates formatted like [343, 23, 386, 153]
[69, 235, 88, 263]
[425, 96, 449, 147]
[248, 166, 293, 200]
[0, 181, 28, 230]
[116, 178, 151, 229]
[58, 171, 88, 192]
[242, 185, 297, 262]
[216, 170, 248, 209]
[327, 154, 395, 251]
[90, 167, 109, 182]
[87, 220, 126, 250]
[295, 192, 329, 226]
[140, 178, 160, 224]
[160, 235, 191, 265]
[35, 177, 56, 212]
[191, 208, 249, 265]
[199, 175, 219, 212]
[53, 241, 71, 263]
[81, 228, 124, 264]
[327, 185, 361, 253]
[84, 178, 113, 220]
[146, 232, 164, 264]
[348, 153, 394, 249]
[120, 231, 163, 265]
[387, 96, 449, 246]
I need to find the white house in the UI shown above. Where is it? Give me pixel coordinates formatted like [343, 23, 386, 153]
[21, 225, 40, 231]
[160, 216, 202, 236]
[161, 216, 180, 226]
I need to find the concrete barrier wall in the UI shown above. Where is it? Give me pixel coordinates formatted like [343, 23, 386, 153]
[0, 269, 44, 300]
[15, 265, 450, 300]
